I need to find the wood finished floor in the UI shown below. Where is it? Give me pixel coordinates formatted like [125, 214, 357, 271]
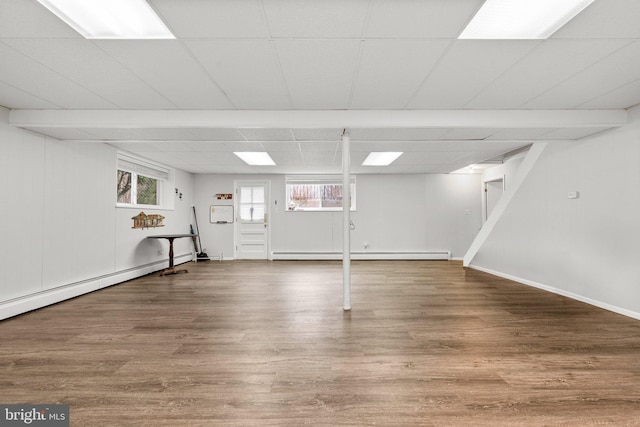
[1, 260, 640, 426]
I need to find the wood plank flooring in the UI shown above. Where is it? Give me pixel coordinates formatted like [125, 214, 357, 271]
[1, 260, 640, 426]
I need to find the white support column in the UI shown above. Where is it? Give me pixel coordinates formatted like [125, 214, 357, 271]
[342, 129, 351, 311]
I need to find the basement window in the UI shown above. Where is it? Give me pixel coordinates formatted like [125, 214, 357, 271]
[116, 153, 172, 209]
[286, 175, 356, 212]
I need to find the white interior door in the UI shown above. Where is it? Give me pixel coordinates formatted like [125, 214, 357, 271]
[235, 181, 270, 259]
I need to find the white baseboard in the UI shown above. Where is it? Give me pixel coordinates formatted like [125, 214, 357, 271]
[468, 264, 640, 321]
[0, 253, 193, 321]
[272, 251, 450, 261]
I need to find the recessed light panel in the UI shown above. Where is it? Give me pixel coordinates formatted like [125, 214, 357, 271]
[234, 152, 276, 166]
[362, 152, 403, 166]
[459, 0, 595, 39]
[37, 0, 175, 39]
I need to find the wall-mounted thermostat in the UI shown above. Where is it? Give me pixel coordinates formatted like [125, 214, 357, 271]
[568, 191, 580, 199]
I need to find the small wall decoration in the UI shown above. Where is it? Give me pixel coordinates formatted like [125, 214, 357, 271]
[216, 193, 233, 200]
[131, 212, 165, 229]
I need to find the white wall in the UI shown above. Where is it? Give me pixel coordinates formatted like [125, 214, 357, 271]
[194, 173, 482, 259]
[469, 105, 640, 318]
[0, 108, 194, 319]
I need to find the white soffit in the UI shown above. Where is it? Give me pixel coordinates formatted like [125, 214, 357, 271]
[10, 110, 628, 130]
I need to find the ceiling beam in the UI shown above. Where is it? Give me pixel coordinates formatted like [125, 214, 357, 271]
[10, 109, 628, 130]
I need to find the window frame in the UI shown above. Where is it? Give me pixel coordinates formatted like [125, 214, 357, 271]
[116, 152, 174, 210]
[285, 175, 356, 212]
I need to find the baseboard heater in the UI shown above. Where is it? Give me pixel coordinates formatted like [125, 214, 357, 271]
[0, 253, 193, 321]
[272, 251, 450, 261]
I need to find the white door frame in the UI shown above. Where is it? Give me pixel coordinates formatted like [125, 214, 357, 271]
[234, 180, 271, 260]
[482, 176, 505, 224]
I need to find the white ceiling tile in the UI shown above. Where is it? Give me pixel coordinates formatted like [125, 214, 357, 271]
[269, 150, 304, 165]
[302, 151, 339, 165]
[365, 0, 483, 38]
[0, 0, 81, 38]
[183, 141, 233, 152]
[408, 40, 539, 109]
[150, 0, 269, 38]
[0, 42, 115, 109]
[238, 128, 294, 141]
[351, 40, 450, 109]
[298, 142, 339, 152]
[223, 141, 267, 151]
[275, 40, 360, 109]
[95, 41, 232, 109]
[0, 81, 58, 109]
[523, 41, 640, 109]
[553, 0, 640, 39]
[260, 141, 299, 151]
[466, 40, 630, 109]
[263, 0, 370, 38]
[3, 39, 177, 109]
[186, 40, 290, 109]
[578, 79, 640, 109]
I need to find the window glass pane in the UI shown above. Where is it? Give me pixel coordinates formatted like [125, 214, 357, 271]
[240, 187, 253, 203]
[117, 170, 132, 204]
[321, 184, 342, 207]
[286, 181, 355, 211]
[137, 175, 158, 205]
[252, 187, 264, 203]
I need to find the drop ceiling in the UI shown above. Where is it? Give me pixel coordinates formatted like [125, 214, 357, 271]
[1, 0, 639, 174]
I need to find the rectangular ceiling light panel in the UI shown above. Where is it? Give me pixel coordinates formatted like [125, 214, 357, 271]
[234, 152, 276, 166]
[37, 0, 175, 39]
[459, 0, 595, 39]
[362, 152, 403, 166]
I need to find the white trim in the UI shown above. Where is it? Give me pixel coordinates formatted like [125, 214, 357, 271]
[272, 251, 450, 261]
[468, 264, 640, 321]
[0, 253, 192, 321]
[10, 109, 629, 129]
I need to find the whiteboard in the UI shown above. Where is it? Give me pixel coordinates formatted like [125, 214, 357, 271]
[210, 205, 234, 223]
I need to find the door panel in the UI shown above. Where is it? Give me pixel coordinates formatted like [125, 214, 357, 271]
[235, 182, 269, 259]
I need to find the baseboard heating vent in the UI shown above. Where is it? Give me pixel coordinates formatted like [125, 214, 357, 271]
[272, 251, 450, 261]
